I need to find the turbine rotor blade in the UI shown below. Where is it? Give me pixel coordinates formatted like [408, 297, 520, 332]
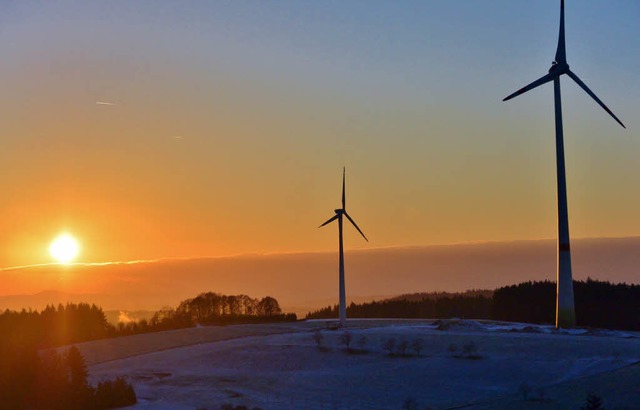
[319, 214, 339, 228]
[555, 0, 567, 64]
[344, 212, 368, 242]
[503, 72, 557, 101]
[566, 70, 626, 128]
[342, 167, 346, 210]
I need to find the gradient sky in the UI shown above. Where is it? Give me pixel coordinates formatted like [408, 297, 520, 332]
[1, 1, 639, 268]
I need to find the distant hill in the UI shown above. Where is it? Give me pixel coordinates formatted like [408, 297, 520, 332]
[1, 237, 639, 316]
[386, 289, 494, 302]
[307, 279, 640, 331]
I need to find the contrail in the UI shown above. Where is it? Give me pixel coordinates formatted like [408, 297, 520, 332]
[96, 101, 116, 106]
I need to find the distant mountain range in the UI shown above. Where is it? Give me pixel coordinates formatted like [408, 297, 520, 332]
[1, 237, 639, 316]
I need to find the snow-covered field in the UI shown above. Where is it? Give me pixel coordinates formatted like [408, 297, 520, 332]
[79, 320, 640, 409]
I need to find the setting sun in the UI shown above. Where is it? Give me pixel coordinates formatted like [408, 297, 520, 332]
[49, 234, 80, 264]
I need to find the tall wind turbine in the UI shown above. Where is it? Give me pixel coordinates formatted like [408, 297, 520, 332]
[504, 0, 625, 328]
[319, 168, 368, 327]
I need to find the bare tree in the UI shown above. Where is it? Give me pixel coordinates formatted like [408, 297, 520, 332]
[398, 340, 409, 357]
[411, 338, 425, 357]
[340, 331, 353, 351]
[581, 393, 605, 410]
[312, 330, 324, 348]
[518, 382, 531, 401]
[383, 337, 396, 356]
[463, 341, 478, 358]
[356, 335, 367, 352]
[402, 397, 420, 410]
[447, 343, 457, 357]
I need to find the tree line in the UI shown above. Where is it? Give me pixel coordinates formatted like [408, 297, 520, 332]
[0, 345, 136, 409]
[307, 279, 640, 331]
[0, 292, 293, 408]
[140, 292, 297, 332]
[492, 278, 640, 330]
[0, 303, 113, 349]
[0, 292, 295, 349]
[306, 294, 492, 321]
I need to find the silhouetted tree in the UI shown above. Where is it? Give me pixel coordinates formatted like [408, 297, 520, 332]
[447, 343, 457, 357]
[518, 382, 531, 401]
[256, 296, 282, 316]
[66, 346, 88, 388]
[356, 335, 367, 351]
[397, 340, 409, 356]
[312, 330, 324, 348]
[402, 397, 420, 410]
[463, 341, 478, 358]
[581, 393, 605, 410]
[66, 346, 93, 408]
[340, 331, 353, 351]
[411, 338, 425, 357]
[95, 376, 137, 409]
[383, 338, 396, 355]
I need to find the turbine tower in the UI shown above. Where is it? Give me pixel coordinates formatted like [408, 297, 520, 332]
[319, 167, 368, 327]
[503, 0, 625, 328]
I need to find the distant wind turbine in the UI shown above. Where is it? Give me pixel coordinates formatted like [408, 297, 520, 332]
[319, 168, 368, 327]
[503, 0, 625, 328]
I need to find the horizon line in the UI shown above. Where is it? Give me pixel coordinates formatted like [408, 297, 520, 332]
[2, 235, 639, 272]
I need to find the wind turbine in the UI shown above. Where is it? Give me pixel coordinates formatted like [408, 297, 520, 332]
[503, 0, 625, 328]
[319, 168, 368, 327]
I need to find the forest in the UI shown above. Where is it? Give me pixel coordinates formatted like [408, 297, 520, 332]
[306, 279, 640, 331]
[0, 344, 136, 409]
[0, 292, 295, 349]
[0, 292, 293, 409]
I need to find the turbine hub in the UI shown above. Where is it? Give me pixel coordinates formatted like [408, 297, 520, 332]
[549, 61, 569, 75]
[334, 209, 343, 215]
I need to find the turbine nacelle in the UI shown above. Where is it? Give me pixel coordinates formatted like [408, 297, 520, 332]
[504, 0, 624, 129]
[549, 61, 569, 75]
[318, 168, 368, 242]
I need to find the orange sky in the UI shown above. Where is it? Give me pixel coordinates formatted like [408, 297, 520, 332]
[1, 1, 639, 270]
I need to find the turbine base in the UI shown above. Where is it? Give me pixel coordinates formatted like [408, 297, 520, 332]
[556, 308, 576, 329]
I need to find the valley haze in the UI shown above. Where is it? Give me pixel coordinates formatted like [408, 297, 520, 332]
[2, 237, 639, 317]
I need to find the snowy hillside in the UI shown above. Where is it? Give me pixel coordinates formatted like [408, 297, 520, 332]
[80, 320, 640, 409]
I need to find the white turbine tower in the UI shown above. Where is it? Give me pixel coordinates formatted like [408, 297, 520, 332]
[504, 0, 625, 328]
[319, 168, 368, 327]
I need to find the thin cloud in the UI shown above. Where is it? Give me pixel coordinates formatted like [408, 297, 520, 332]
[96, 101, 116, 106]
[0, 259, 160, 271]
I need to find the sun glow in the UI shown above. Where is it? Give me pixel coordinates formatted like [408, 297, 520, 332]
[49, 234, 80, 264]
